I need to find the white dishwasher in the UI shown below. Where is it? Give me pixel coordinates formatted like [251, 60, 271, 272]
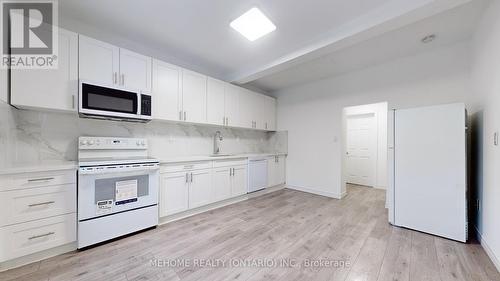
[248, 156, 268, 193]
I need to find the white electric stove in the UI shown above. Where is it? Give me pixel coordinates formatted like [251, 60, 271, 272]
[77, 137, 159, 248]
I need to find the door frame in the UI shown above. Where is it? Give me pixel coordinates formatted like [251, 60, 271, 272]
[341, 102, 388, 197]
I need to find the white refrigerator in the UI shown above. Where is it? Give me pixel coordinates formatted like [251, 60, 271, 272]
[390, 103, 467, 242]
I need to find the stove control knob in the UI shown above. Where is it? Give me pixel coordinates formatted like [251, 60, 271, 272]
[80, 140, 87, 146]
[88, 140, 95, 146]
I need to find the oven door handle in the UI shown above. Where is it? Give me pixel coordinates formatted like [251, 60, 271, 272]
[79, 166, 159, 176]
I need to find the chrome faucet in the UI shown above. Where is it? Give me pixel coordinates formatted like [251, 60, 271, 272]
[213, 131, 223, 154]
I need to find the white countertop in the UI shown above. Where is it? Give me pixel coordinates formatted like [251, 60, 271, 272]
[0, 160, 78, 175]
[160, 153, 287, 164]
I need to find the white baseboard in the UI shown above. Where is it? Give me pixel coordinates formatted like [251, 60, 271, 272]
[0, 243, 77, 272]
[476, 226, 500, 272]
[286, 185, 342, 199]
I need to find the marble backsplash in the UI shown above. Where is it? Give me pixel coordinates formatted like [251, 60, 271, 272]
[0, 102, 287, 166]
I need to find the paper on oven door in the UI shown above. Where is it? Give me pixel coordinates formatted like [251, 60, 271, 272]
[115, 179, 138, 205]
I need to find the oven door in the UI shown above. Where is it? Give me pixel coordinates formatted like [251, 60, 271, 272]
[79, 81, 141, 120]
[78, 168, 159, 221]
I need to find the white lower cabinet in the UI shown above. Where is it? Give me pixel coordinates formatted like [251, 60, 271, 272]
[188, 169, 213, 209]
[160, 171, 189, 216]
[212, 167, 232, 202]
[231, 165, 248, 197]
[267, 155, 286, 187]
[0, 169, 77, 263]
[159, 161, 250, 218]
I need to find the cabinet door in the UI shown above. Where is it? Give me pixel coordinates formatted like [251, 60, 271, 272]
[182, 70, 207, 123]
[79, 35, 119, 86]
[239, 89, 256, 129]
[224, 84, 241, 127]
[277, 156, 286, 185]
[188, 169, 212, 209]
[11, 28, 78, 112]
[264, 96, 276, 131]
[254, 94, 267, 130]
[152, 59, 181, 121]
[267, 157, 277, 187]
[160, 172, 189, 217]
[119, 48, 152, 92]
[207, 78, 225, 126]
[231, 165, 248, 197]
[212, 167, 232, 202]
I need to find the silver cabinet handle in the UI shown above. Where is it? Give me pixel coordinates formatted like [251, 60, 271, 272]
[223, 117, 226, 125]
[72, 95, 75, 109]
[113, 72, 118, 84]
[190, 172, 193, 183]
[27, 177, 54, 183]
[184, 111, 187, 121]
[265, 122, 268, 130]
[121, 74, 125, 86]
[28, 201, 55, 207]
[29, 232, 55, 240]
[226, 117, 229, 126]
[185, 173, 189, 183]
[179, 111, 183, 121]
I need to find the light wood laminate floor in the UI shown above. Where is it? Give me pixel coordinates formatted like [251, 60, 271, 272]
[1, 185, 499, 281]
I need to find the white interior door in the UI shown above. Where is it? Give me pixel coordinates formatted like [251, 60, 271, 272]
[345, 113, 377, 186]
[394, 103, 466, 242]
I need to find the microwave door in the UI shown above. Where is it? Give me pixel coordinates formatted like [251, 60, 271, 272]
[79, 82, 141, 120]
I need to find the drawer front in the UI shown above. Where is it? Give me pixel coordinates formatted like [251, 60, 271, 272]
[0, 213, 76, 262]
[160, 161, 212, 173]
[0, 170, 76, 191]
[0, 184, 76, 227]
[212, 158, 247, 168]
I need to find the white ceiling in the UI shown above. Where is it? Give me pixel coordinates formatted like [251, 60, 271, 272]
[245, 0, 486, 93]
[59, 0, 402, 78]
[59, 0, 484, 93]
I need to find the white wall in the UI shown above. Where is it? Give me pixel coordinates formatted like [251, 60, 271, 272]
[342, 102, 388, 193]
[0, 68, 7, 104]
[275, 42, 471, 198]
[469, 0, 500, 270]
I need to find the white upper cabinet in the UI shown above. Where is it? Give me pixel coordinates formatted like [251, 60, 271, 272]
[119, 48, 152, 92]
[239, 89, 256, 129]
[263, 96, 277, 131]
[79, 35, 119, 86]
[224, 84, 241, 128]
[254, 94, 267, 130]
[207, 78, 226, 126]
[182, 70, 207, 124]
[11, 28, 78, 112]
[152, 59, 182, 121]
[79, 36, 151, 92]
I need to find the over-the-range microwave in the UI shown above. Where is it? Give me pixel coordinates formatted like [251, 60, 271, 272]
[78, 81, 152, 123]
